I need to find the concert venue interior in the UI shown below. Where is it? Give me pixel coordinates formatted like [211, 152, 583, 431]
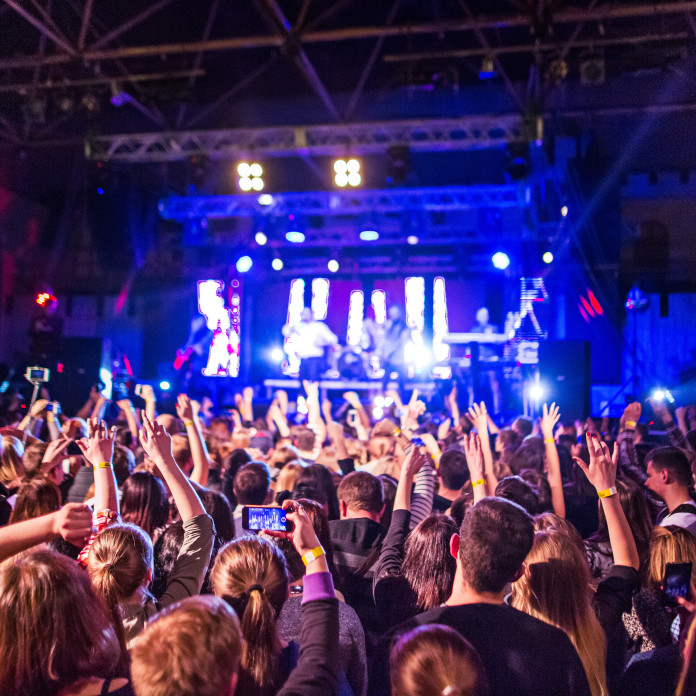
[2, 0, 696, 418]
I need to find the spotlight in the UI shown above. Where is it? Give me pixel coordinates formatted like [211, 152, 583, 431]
[651, 387, 675, 404]
[237, 161, 264, 192]
[255, 231, 268, 246]
[270, 347, 284, 363]
[236, 255, 253, 273]
[360, 229, 379, 241]
[272, 258, 284, 271]
[373, 406, 384, 419]
[374, 395, 385, 407]
[407, 235, 419, 245]
[159, 380, 171, 391]
[258, 194, 274, 206]
[97, 187, 104, 195]
[328, 259, 339, 273]
[492, 252, 510, 270]
[561, 205, 568, 217]
[334, 158, 361, 187]
[529, 382, 544, 402]
[543, 251, 554, 264]
[285, 231, 305, 243]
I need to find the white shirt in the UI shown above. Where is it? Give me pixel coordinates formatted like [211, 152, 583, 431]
[288, 321, 337, 358]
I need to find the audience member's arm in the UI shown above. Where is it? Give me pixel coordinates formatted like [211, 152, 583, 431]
[75, 387, 98, 420]
[240, 386, 254, 423]
[409, 455, 436, 528]
[649, 397, 692, 452]
[437, 417, 452, 442]
[90, 393, 109, 420]
[541, 402, 566, 518]
[463, 433, 488, 504]
[402, 391, 426, 431]
[574, 435, 640, 570]
[77, 417, 119, 513]
[17, 398, 48, 434]
[343, 391, 371, 432]
[40, 434, 73, 476]
[617, 402, 645, 485]
[326, 421, 350, 461]
[468, 402, 496, 491]
[304, 381, 327, 447]
[0, 504, 92, 562]
[138, 384, 157, 423]
[268, 401, 291, 438]
[46, 403, 63, 440]
[117, 398, 142, 440]
[676, 406, 690, 436]
[449, 383, 463, 435]
[176, 393, 210, 486]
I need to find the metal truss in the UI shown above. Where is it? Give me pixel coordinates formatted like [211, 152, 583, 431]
[88, 114, 523, 162]
[158, 184, 522, 221]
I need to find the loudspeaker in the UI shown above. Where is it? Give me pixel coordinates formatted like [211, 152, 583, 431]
[53, 337, 104, 415]
[539, 340, 591, 420]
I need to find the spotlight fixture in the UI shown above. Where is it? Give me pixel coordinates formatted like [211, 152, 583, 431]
[492, 252, 510, 270]
[255, 231, 268, 246]
[334, 158, 361, 187]
[272, 258, 284, 271]
[407, 235, 419, 245]
[543, 251, 554, 264]
[328, 259, 339, 273]
[479, 55, 497, 80]
[236, 255, 253, 273]
[237, 162, 264, 192]
[285, 231, 305, 243]
[360, 229, 379, 242]
[561, 205, 568, 217]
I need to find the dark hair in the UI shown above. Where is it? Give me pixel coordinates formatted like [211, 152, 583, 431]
[379, 474, 398, 534]
[293, 464, 340, 520]
[112, 445, 135, 487]
[458, 497, 534, 593]
[337, 471, 384, 514]
[120, 471, 170, 539]
[21, 442, 48, 480]
[222, 448, 253, 508]
[10, 474, 61, 523]
[496, 427, 521, 450]
[293, 427, 316, 452]
[647, 446, 693, 487]
[519, 470, 553, 514]
[233, 462, 271, 505]
[495, 476, 539, 515]
[449, 494, 470, 528]
[402, 515, 458, 610]
[199, 488, 235, 545]
[512, 417, 533, 438]
[438, 450, 469, 491]
[509, 444, 544, 475]
[152, 521, 185, 599]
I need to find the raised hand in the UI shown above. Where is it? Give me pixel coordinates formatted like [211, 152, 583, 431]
[275, 389, 288, 414]
[467, 402, 488, 432]
[52, 503, 93, 546]
[646, 397, 672, 424]
[76, 418, 116, 466]
[139, 384, 156, 402]
[42, 434, 73, 470]
[540, 402, 561, 440]
[620, 401, 641, 430]
[30, 398, 49, 418]
[342, 391, 361, 409]
[139, 412, 173, 465]
[116, 398, 133, 412]
[400, 445, 427, 480]
[462, 433, 484, 483]
[176, 393, 195, 422]
[573, 433, 617, 492]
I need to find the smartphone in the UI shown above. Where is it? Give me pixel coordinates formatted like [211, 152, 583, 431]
[241, 506, 294, 533]
[45, 403, 53, 412]
[663, 562, 692, 607]
[67, 441, 83, 457]
[411, 436, 425, 447]
[347, 409, 358, 426]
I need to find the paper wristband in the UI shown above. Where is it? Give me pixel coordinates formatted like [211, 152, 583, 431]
[597, 486, 618, 499]
[97, 462, 113, 469]
[471, 479, 486, 488]
[544, 438, 555, 443]
[184, 420, 195, 427]
[302, 546, 325, 567]
[625, 421, 637, 429]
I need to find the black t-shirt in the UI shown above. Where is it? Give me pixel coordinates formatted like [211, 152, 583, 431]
[431, 493, 454, 514]
[369, 602, 591, 696]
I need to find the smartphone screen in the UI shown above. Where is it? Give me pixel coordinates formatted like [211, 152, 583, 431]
[242, 506, 293, 533]
[663, 562, 692, 607]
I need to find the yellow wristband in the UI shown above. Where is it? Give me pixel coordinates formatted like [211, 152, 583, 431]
[625, 421, 637, 429]
[97, 462, 112, 469]
[597, 486, 617, 498]
[472, 479, 486, 488]
[544, 437, 555, 444]
[184, 420, 195, 427]
[301, 546, 325, 567]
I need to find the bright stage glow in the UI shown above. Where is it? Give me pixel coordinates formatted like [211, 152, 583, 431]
[433, 277, 450, 363]
[347, 172, 361, 187]
[360, 229, 379, 241]
[239, 178, 253, 191]
[251, 178, 264, 191]
[404, 276, 425, 368]
[258, 194, 274, 206]
[374, 395, 385, 407]
[311, 278, 330, 320]
[346, 290, 364, 346]
[286, 231, 305, 243]
[492, 252, 510, 270]
[372, 289, 386, 325]
[249, 163, 263, 177]
[237, 163, 250, 177]
[561, 205, 569, 217]
[334, 160, 347, 174]
[237, 162, 264, 192]
[255, 231, 268, 246]
[272, 258, 284, 271]
[236, 256, 253, 273]
[159, 380, 171, 391]
[529, 382, 544, 402]
[270, 347, 284, 363]
[543, 252, 554, 264]
[652, 387, 674, 404]
[335, 172, 349, 187]
[334, 158, 361, 187]
[407, 235, 419, 245]
[328, 259, 339, 273]
[373, 406, 384, 419]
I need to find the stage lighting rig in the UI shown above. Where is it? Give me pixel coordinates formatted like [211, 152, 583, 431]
[492, 252, 510, 270]
[334, 159, 361, 187]
[237, 162, 264, 192]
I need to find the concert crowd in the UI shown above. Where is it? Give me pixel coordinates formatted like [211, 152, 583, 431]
[2, 376, 696, 696]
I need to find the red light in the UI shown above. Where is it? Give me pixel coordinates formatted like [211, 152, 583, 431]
[580, 296, 595, 317]
[587, 290, 604, 316]
[56, 363, 64, 373]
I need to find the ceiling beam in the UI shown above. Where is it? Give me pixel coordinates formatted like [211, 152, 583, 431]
[78, 0, 95, 51]
[2, 0, 76, 56]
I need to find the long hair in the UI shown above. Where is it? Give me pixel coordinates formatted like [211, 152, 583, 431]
[9, 474, 61, 523]
[401, 515, 458, 611]
[511, 531, 608, 696]
[120, 471, 169, 539]
[0, 435, 24, 487]
[649, 525, 696, 588]
[0, 549, 120, 696]
[390, 624, 488, 696]
[87, 523, 153, 661]
[210, 536, 289, 696]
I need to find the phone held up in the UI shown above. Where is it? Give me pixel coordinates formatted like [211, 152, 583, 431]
[662, 561, 692, 607]
[241, 505, 294, 533]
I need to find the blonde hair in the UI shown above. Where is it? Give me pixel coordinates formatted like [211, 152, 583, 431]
[511, 531, 608, 696]
[131, 595, 242, 696]
[390, 624, 488, 696]
[649, 526, 696, 587]
[0, 435, 24, 486]
[10, 474, 61, 523]
[274, 462, 304, 495]
[210, 537, 289, 695]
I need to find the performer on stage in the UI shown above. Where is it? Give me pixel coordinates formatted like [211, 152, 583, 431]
[470, 306, 502, 414]
[175, 314, 214, 394]
[381, 304, 410, 390]
[282, 307, 337, 383]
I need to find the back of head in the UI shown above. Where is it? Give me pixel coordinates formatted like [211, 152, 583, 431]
[402, 515, 458, 610]
[458, 497, 534, 594]
[648, 446, 693, 488]
[22, 442, 48, 480]
[390, 624, 489, 696]
[233, 462, 271, 506]
[275, 462, 304, 496]
[10, 474, 61, 523]
[293, 427, 316, 452]
[294, 464, 340, 520]
[131, 595, 242, 696]
[210, 536, 289, 692]
[171, 433, 192, 470]
[337, 470, 384, 515]
[438, 450, 469, 491]
[519, 470, 552, 514]
[0, 435, 24, 485]
[512, 416, 533, 439]
[649, 525, 696, 588]
[509, 444, 544, 475]
[494, 476, 539, 515]
[112, 444, 136, 488]
[120, 471, 169, 538]
[496, 427, 521, 451]
[0, 549, 119, 695]
[199, 488, 236, 545]
[156, 413, 179, 435]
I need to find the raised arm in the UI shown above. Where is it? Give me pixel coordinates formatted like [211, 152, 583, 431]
[463, 433, 488, 504]
[139, 384, 157, 423]
[540, 402, 566, 518]
[117, 398, 142, 441]
[139, 412, 205, 522]
[46, 402, 63, 441]
[574, 434, 640, 570]
[0, 504, 92, 562]
[468, 402, 497, 491]
[343, 391, 371, 432]
[305, 381, 327, 447]
[77, 417, 119, 513]
[176, 394, 210, 486]
[449, 383, 462, 435]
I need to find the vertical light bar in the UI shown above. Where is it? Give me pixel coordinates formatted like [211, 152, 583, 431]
[311, 278, 330, 320]
[371, 289, 386, 325]
[284, 278, 305, 376]
[346, 290, 364, 346]
[198, 279, 237, 377]
[228, 280, 241, 378]
[404, 276, 425, 366]
[432, 276, 451, 379]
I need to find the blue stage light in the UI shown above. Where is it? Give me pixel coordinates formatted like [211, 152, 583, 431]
[236, 255, 253, 273]
[360, 229, 379, 241]
[159, 380, 171, 391]
[285, 231, 305, 243]
[492, 252, 510, 270]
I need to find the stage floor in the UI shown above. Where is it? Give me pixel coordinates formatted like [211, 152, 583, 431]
[262, 378, 438, 398]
